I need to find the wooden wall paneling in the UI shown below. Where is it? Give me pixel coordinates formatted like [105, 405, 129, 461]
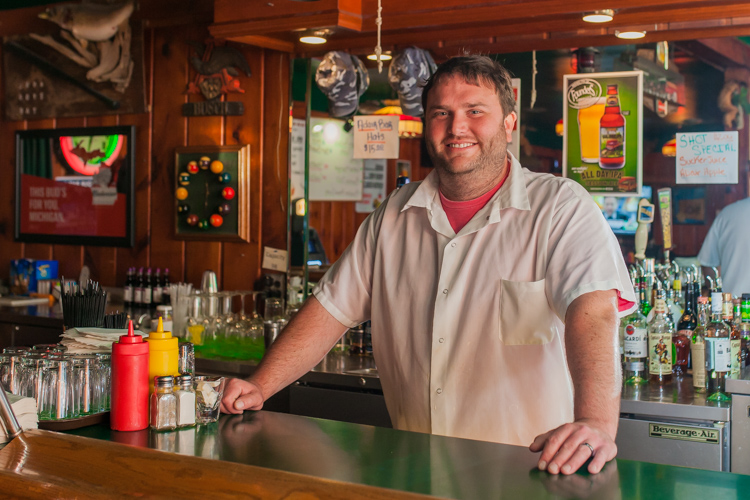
[50, 117, 86, 280]
[116, 28, 154, 286]
[223, 45, 264, 293]
[183, 26, 224, 289]
[82, 115, 119, 286]
[150, 25, 189, 283]
[21, 119, 55, 261]
[260, 51, 290, 253]
[0, 117, 24, 274]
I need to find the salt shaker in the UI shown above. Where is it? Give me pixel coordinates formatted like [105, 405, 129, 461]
[150, 376, 177, 431]
[175, 374, 196, 428]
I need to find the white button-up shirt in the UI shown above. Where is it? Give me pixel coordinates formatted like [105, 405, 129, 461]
[314, 154, 636, 446]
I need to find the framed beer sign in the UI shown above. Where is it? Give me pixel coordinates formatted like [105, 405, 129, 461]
[563, 71, 643, 196]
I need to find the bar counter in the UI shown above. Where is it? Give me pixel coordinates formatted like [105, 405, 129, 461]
[59, 410, 747, 499]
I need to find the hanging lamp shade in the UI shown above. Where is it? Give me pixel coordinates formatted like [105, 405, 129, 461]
[374, 106, 423, 137]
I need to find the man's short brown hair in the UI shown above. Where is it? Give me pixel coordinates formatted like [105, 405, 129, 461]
[421, 55, 516, 118]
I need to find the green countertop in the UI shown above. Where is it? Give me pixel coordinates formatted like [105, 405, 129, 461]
[67, 410, 748, 500]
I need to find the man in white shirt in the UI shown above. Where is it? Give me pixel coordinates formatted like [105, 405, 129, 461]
[221, 55, 636, 476]
[698, 197, 750, 297]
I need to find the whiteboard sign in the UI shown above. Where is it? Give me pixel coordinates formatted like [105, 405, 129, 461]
[353, 115, 400, 159]
[290, 118, 306, 200]
[309, 118, 363, 201]
[676, 131, 738, 184]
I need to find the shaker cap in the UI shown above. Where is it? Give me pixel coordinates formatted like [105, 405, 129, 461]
[155, 376, 175, 388]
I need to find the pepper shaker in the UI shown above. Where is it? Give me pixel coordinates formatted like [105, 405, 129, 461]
[150, 376, 177, 431]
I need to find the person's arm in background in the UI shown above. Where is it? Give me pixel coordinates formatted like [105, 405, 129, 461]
[220, 296, 348, 413]
[530, 289, 620, 475]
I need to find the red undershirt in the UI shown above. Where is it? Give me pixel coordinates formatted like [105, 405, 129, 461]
[438, 159, 635, 313]
[439, 163, 509, 234]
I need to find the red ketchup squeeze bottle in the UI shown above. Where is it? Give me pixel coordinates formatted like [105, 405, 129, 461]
[111, 320, 150, 431]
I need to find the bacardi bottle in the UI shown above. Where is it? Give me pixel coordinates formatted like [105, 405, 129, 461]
[622, 308, 648, 385]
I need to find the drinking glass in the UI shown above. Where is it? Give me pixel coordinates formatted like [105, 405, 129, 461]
[38, 359, 72, 420]
[95, 353, 112, 412]
[193, 376, 225, 424]
[71, 355, 98, 416]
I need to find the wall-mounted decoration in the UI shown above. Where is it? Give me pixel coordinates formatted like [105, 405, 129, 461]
[672, 187, 706, 225]
[2, 1, 146, 120]
[563, 71, 643, 197]
[183, 39, 251, 117]
[15, 126, 135, 247]
[174, 145, 251, 242]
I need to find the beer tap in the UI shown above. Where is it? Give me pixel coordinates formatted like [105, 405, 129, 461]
[711, 266, 722, 292]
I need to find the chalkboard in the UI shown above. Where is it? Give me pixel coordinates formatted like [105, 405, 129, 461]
[309, 117, 363, 201]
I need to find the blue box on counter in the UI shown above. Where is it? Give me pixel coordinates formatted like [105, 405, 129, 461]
[9, 259, 58, 294]
[35, 260, 58, 280]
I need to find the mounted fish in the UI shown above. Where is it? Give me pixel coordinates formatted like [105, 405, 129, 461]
[2, 1, 146, 120]
[33, 0, 135, 92]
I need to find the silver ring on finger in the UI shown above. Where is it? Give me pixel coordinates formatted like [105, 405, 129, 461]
[581, 442, 595, 457]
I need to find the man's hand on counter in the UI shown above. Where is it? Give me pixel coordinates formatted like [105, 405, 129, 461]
[220, 378, 265, 414]
[529, 418, 617, 475]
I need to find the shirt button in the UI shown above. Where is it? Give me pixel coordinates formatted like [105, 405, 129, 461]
[436, 388, 443, 394]
[442, 289, 448, 294]
[439, 338, 445, 343]
[451, 243, 456, 248]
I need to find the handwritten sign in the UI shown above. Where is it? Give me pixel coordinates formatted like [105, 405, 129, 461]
[262, 246, 288, 271]
[676, 131, 738, 184]
[356, 159, 387, 213]
[309, 118, 363, 201]
[353, 115, 400, 159]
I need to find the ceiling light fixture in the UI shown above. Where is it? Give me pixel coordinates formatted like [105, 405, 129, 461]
[367, 51, 392, 61]
[615, 30, 646, 40]
[582, 9, 614, 23]
[299, 29, 330, 44]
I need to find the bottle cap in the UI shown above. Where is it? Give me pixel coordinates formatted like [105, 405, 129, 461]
[148, 316, 172, 340]
[155, 375, 174, 387]
[741, 323, 750, 331]
[118, 320, 144, 344]
[177, 374, 192, 387]
[742, 294, 750, 301]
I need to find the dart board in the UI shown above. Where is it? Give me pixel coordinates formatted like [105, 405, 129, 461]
[174, 145, 251, 242]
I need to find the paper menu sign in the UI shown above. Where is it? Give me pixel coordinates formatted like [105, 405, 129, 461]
[356, 159, 387, 213]
[353, 116, 400, 159]
[262, 247, 288, 271]
[676, 131, 738, 184]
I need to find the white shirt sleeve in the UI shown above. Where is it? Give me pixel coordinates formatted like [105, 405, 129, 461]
[312, 197, 388, 328]
[698, 212, 722, 267]
[544, 182, 637, 322]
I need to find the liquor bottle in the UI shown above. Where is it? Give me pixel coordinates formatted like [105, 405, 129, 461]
[622, 307, 648, 385]
[740, 322, 750, 370]
[123, 267, 134, 307]
[674, 282, 696, 376]
[705, 292, 731, 402]
[161, 268, 171, 306]
[648, 290, 673, 384]
[598, 84, 626, 169]
[730, 298, 742, 377]
[142, 268, 153, 309]
[134, 267, 144, 308]
[396, 168, 410, 188]
[639, 277, 652, 317]
[152, 268, 163, 306]
[691, 297, 708, 392]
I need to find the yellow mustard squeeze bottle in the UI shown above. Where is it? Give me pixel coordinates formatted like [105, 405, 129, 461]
[146, 317, 179, 392]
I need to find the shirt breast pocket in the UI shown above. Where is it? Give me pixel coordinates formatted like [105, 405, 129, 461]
[499, 279, 556, 345]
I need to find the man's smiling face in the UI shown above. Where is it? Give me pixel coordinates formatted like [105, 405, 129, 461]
[425, 75, 516, 177]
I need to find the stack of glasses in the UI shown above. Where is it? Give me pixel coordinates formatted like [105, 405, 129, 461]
[0, 344, 111, 421]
